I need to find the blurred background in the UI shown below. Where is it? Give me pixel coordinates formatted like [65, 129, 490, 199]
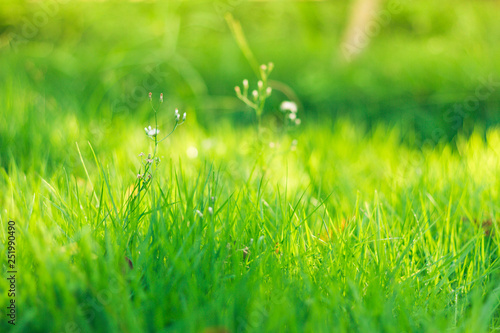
[1, 0, 500, 171]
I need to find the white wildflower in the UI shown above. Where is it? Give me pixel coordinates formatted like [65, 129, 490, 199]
[280, 101, 298, 113]
[145, 125, 160, 137]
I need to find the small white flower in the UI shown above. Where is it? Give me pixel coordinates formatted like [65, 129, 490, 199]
[145, 125, 160, 137]
[289, 112, 297, 120]
[257, 80, 263, 89]
[243, 79, 249, 89]
[295, 118, 301, 125]
[280, 101, 297, 113]
[182, 112, 186, 122]
[208, 207, 213, 215]
[195, 210, 203, 218]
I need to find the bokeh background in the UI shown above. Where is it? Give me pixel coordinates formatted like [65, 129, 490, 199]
[1, 0, 500, 171]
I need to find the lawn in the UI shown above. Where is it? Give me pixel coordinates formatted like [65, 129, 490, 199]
[1, 0, 500, 332]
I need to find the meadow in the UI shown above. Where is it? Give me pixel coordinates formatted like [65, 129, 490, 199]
[1, 0, 500, 332]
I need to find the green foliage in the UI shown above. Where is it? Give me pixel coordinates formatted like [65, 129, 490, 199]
[1, 0, 500, 140]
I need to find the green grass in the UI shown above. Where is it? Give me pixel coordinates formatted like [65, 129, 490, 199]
[1, 113, 500, 332]
[2, 1, 500, 332]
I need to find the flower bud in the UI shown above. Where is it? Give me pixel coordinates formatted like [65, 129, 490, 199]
[160, 93, 163, 103]
[252, 90, 258, 100]
[148, 92, 152, 100]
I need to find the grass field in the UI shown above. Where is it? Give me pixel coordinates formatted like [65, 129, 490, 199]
[2, 114, 500, 332]
[2, 0, 500, 332]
